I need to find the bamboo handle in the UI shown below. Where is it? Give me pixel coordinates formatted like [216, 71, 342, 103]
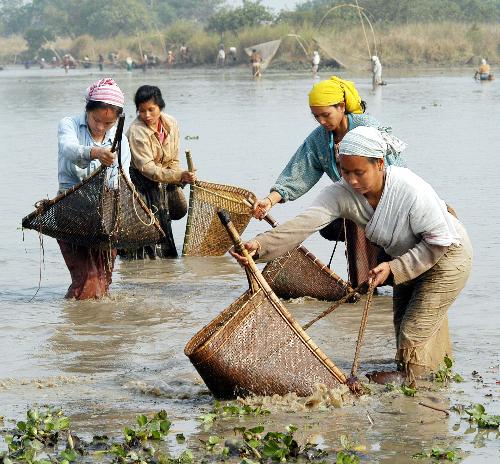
[111, 114, 125, 153]
[186, 150, 194, 172]
[218, 208, 348, 386]
[182, 150, 196, 256]
[242, 198, 279, 228]
[217, 209, 275, 295]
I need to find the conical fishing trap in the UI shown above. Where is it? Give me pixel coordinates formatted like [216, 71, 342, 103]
[182, 151, 256, 256]
[184, 210, 355, 399]
[21, 115, 165, 249]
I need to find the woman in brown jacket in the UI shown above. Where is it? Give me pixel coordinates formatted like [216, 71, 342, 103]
[126, 85, 196, 258]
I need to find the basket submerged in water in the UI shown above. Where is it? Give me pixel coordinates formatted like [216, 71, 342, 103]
[185, 283, 348, 399]
[262, 245, 356, 301]
[22, 166, 165, 249]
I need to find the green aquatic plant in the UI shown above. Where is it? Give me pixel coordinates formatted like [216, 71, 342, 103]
[0, 408, 194, 464]
[463, 404, 500, 429]
[2, 407, 72, 464]
[230, 424, 327, 462]
[400, 385, 418, 397]
[199, 435, 225, 453]
[215, 401, 271, 418]
[384, 383, 417, 397]
[335, 450, 360, 464]
[433, 355, 464, 385]
[123, 410, 172, 445]
[197, 400, 270, 429]
[412, 446, 461, 461]
[332, 434, 364, 463]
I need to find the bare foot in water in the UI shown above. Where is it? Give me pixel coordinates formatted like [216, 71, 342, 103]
[365, 370, 407, 385]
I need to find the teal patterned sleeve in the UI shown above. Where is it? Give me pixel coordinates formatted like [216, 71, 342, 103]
[270, 128, 326, 202]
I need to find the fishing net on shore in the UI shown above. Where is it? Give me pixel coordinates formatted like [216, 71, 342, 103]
[244, 39, 282, 72]
[182, 180, 256, 256]
[184, 211, 348, 399]
[22, 116, 165, 250]
[262, 244, 357, 301]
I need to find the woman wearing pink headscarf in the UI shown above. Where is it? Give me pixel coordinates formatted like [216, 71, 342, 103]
[57, 78, 131, 299]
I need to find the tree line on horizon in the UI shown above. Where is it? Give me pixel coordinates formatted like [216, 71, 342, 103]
[1, 0, 499, 56]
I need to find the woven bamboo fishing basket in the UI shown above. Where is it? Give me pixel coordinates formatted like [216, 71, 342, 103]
[22, 166, 165, 250]
[345, 220, 387, 288]
[262, 245, 356, 301]
[182, 180, 256, 256]
[185, 278, 348, 399]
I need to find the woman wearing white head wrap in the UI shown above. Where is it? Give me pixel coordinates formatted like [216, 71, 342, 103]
[233, 126, 472, 382]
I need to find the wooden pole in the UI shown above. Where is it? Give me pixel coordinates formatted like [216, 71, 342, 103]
[218, 209, 348, 385]
[182, 150, 195, 255]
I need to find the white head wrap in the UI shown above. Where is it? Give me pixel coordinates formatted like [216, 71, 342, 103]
[339, 126, 407, 159]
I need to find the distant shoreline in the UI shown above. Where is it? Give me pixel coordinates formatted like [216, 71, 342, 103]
[0, 22, 497, 70]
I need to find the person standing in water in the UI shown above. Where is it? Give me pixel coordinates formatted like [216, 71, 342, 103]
[250, 49, 262, 78]
[475, 58, 494, 80]
[217, 44, 226, 67]
[235, 126, 472, 384]
[252, 76, 404, 286]
[57, 78, 131, 299]
[125, 85, 196, 259]
[371, 55, 384, 87]
[312, 50, 320, 77]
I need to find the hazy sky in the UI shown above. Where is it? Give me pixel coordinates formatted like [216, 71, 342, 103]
[226, 0, 303, 12]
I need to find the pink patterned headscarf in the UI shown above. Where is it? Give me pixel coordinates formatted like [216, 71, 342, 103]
[85, 78, 124, 108]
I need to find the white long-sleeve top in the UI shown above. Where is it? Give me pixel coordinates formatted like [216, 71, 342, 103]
[255, 166, 466, 285]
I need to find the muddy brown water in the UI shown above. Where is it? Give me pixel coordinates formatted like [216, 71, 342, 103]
[0, 66, 498, 462]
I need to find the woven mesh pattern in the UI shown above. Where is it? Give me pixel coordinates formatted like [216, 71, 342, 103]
[182, 181, 256, 256]
[345, 220, 384, 288]
[262, 245, 354, 301]
[185, 286, 346, 399]
[22, 167, 165, 249]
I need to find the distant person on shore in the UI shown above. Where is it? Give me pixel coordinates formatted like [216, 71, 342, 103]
[63, 55, 70, 73]
[141, 54, 149, 72]
[166, 51, 175, 68]
[229, 46, 237, 62]
[98, 54, 104, 71]
[126, 56, 133, 72]
[312, 50, 320, 77]
[371, 55, 385, 87]
[51, 56, 58, 68]
[250, 49, 262, 78]
[39, 57, 46, 69]
[57, 78, 131, 299]
[474, 58, 494, 81]
[180, 45, 187, 64]
[216, 44, 226, 67]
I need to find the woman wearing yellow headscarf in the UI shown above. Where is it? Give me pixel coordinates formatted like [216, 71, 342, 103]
[253, 75, 405, 286]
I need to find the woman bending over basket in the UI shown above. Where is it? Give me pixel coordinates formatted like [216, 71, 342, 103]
[233, 126, 472, 382]
[252, 76, 405, 286]
[124, 85, 196, 259]
[57, 78, 131, 299]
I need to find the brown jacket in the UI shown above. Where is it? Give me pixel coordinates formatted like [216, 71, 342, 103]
[126, 113, 182, 184]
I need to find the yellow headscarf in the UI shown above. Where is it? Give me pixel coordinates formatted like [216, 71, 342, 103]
[308, 76, 364, 114]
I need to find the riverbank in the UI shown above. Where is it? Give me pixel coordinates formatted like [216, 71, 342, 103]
[1, 22, 498, 69]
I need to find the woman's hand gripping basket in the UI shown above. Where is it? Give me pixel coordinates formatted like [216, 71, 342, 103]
[184, 209, 362, 399]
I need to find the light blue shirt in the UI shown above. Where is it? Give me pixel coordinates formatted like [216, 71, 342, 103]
[57, 113, 131, 192]
[271, 113, 405, 202]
